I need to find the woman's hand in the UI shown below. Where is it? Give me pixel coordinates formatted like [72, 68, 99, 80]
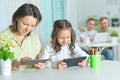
[78, 60, 87, 67]
[12, 60, 20, 71]
[57, 61, 67, 69]
[19, 57, 32, 64]
[12, 57, 32, 71]
[33, 61, 49, 69]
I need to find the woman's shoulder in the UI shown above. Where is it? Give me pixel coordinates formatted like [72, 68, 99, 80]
[0, 27, 11, 36]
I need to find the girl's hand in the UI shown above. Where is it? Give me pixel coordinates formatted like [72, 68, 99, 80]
[57, 61, 67, 69]
[34, 61, 49, 69]
[78, 60, 87, 67]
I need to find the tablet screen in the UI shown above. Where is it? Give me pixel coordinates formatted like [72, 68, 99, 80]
[21, 59, 49, 65]
[63, 56, 87, 67]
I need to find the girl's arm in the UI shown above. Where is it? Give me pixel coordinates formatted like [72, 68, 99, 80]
[74, 44, 89, 57]
[74, 44, 89, 67]
[33, 54, 49, 69]
[33, 44, 52, 69]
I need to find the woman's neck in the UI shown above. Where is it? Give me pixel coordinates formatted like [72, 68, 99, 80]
[11, 29, 26, 46]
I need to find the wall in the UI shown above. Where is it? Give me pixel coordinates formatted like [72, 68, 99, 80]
[0, 0, 47, 47]
[65, 0, 78, 29]
[1, 0, 120, 46]
[77, 0, 120, 27]
[0, 0, 44, 31]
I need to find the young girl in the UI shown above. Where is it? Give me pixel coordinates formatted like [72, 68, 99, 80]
[36, 20, 89, 69]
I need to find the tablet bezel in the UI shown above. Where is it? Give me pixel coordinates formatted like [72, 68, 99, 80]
[63, 56, 87, 67]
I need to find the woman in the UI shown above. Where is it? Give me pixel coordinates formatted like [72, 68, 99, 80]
[0, 3, 42, 70]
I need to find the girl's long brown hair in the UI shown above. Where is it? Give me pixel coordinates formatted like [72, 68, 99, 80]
[51, 20, 76, 55]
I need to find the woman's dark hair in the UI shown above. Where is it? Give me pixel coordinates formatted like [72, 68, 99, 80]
[12, 3, 42, 31]
[51, 20, 76, 55]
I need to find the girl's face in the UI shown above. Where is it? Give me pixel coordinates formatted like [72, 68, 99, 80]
[17, 16, 37, 36]
[57, 29, 71, 47]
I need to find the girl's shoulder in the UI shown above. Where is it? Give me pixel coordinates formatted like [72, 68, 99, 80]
[44, 42, 56, 54]
[45, 42, 53, 49]
[74, 43, 80, 49]
[74, 43, 84, 51]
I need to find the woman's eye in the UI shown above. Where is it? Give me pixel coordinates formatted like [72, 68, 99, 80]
[23, 23, 28, 26]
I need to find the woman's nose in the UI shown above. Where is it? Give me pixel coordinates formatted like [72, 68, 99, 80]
[25, 27, 32, 32]
[25, 28, 29, 31]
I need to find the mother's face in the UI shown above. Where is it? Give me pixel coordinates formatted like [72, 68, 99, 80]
[17, 16, 37, 36]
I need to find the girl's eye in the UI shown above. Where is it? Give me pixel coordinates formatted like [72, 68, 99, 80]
[59, 37, 64, 39]
[31, 25, 35, 28]
[67, 37, 70, 39]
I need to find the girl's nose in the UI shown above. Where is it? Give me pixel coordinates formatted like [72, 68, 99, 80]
[64, 39, 68, 43]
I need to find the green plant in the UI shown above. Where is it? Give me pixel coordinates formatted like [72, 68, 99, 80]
[0, 35, 16, 61]
[110, 30, 119, 37]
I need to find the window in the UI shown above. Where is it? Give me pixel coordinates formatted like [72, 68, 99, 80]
[52, 0, 65, 21]
[42, 0, 65, 44]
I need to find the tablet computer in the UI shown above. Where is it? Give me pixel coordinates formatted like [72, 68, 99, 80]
[20, 59, 49, 65]
[63, 56, 87, 67]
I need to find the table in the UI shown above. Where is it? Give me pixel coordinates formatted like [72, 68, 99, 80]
[0, 60, 120, 80]
[78, 42, 118, 47]
[77, 42, 119, 60]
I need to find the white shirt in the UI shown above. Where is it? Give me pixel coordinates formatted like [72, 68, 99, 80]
[40, 43, 89, 68]
[80, 29, 96, 41]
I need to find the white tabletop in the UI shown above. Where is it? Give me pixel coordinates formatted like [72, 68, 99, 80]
[0, 60, 120, 80]
[78, 42, 118, 47]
